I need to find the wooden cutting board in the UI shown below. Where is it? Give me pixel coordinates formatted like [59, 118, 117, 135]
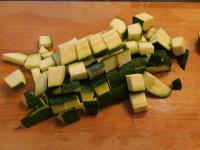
[1, 2, 200, 150]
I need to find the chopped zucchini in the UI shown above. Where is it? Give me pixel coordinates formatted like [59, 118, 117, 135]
[101, 29, 123, 51]
[2, 53, 27, 65]
[102, 55, 118, 73]
[145, 66, 171, 73]
[128, 23, 142, 41]
[35, 72, 48, 97]
[4, 69, 26, 89]
[145, 27, 157, 40]
[39, 36, 53, 48]
[125, 41, 139, 55]
[31, 68, 41, 84]
[79, 81, 94, 101]
[39, 57, 55, 72]
[96, 54, 110, 63]
[140, 35, 147, 42]
[41, 51, 54, 59]
[171, 78, 182, 90]
[48, 66, 66, 88]
[52, 50, 61, 66]
[138, 42, 154, 56]
[52, 87, 63, 95]
[48, 95, 65, 105]
[110, 18, 127, 39]
[116, 49, 131, 67]
[68, 62, 88, 81]
[21, 105, 53, 128]
[106, 69, 122, 89]
[57, 107, 80, 125]
[177, 49, 189, 70]
[97, 92, 114, 108]
[75, 37, 92, 60]
[64, 94, 82, 110]
[58, 38, 77, 65]
[171, 36, 185, 56]
[143, 71, 171, 98]
[133, 12, 154, 31]
[110, 84, 129, 103]
[38, 46, 49, 54]
[87, 62, 105, 79]
[24, 53, 41, 70]
[83, 55, 96, 67]
[129, 92, 148, 113]
[82, 98, 99, 115]
[126, 74, 145, 92]
[62, 79, 80, 93]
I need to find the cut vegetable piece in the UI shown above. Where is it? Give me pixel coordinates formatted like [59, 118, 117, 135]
[35, 71, 48, 96]
[48, 95, 65, 106]
[177, 49, 189, 70]
[24, 53, 41, 70]
[82, 98, 99, 115]
[57, 107, 80, 125]
[101, 29, 123, 51]
[110, 84, 129, 103]
[39, 36, 53, 48]
[87, 62, 104, 79]
[68, 62, 88, 81]
[171, 78, 182, 90]
[4, 69, 26, 89]
[52, 51, 60, 66]
[126, 74, 145, 92]
[128, 23, 142, 41]
[64, 95, 82, 110]
[96, 54, 110, 63]
[58, 38, 77, 65]
[83, 55, 96, 67]
[2, 53, 27, 65]
[41, 51, 54, 59]
[125, 41, 139, 55]
[38, 46, 49, 54]
[52, 87, 63, 95]
[106, 69, 122, 89]
[97, 92, 114, 108]
[148, 50, 171, 66]
[22, 91, 45, 109]
[130, 92, 148, 113]
[143, 71, 171, 98]
[116, 49, 131, 67]
[51, 102, 68, 114]
[62, 80, 80, 93]
[145, 66, 170, 73]
[31, 68, 41, 84]
[138, 42, 154, 56]
[21, 105, 53, 128]
[140, 35, 147, 42]
[39, 57, 55, 72]
[102, 55, 118, 73]
[145, 27, 157, 40]
[88, 34, 107, 56]
[48, 66, 66, 88]
[171, 36, 185, 56]
[110, 18, 127, 39]
[75, 37, 92, 60]
[133, 12, 154, 31]
[79, 81, 94, 101]
[91, 76, 110, 96]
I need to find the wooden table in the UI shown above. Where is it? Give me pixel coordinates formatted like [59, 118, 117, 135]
[1, 2, 200, 150]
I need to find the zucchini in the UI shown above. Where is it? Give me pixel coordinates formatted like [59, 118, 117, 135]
[145, 27, 157, 40]
[51, 103, 68, 115]
[116, 49, 131, 67]
[52, 50, 61, 66]
[52, 87, 63, 95]
[129, 92, 148, 113]
[101, 29, 123, 51]
[68, 62, 88, 81]
[145, 66, 170, 73]
[79, 81, 94, 101]
[21, 105, 53, 128]
[138, 42, 154, 56]
[49, 96, 68, 114]
[143, 71, 171, 98]
[31, 68, 41, 84]
[83, 55, 96, 67]
[97, 92, 114, 108]
[39, 36, 53, 48]
[2, 53, 27, 65]
[126, 74, 145, 92]
[57, 107, 80, 125]
[105, 69, 122, 89]
[87, 62, 104, 79]
[171, 36, 185, 56]
[133, 12, 154, 31]
[125, 41, 139, 55]
[58, 38, 77, 65]
[171, 78, 182, 90]
[4, 69, 26, 89]
[140, 35, 147, 42]
[64, 94, 82, 110]
[88, 34, 107, 56]
[96, 54, 110, 63]
[128, 23, 142, 41]
[22, 91, 45, 109]
[35, 72, 48, 97]
[110, 18, 127, 40]
[75, 37, 92, 60]
[177, 49, 189, 70]
[48, 95, 65, 106]
[39, 57, 55, 72]
[62, 79, 81, 93]
[24, 53, 41, 70]
[38, 46, 49, 54]
[110, 84, 129, 103]
[48, 66, 66, 88]
[82, 98, 99, 115]
[102, 55, 118, 73]
[41, 51, 54, 59]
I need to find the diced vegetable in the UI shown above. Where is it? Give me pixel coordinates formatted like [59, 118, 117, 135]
[129, 92, 148, 113]
[38, 46, 49, 54]
[49, 97, 69, 114]
[2, 53, 27, 65]
[39, 36, 53, 48]
[171, 78, 182, 90]
[116, 49, 131, 67]
[96, 54, 110, 63]
[83, 56, 96, 67]
[31, 68, 41, 84]
[145, 27, 157, 40]
[51, 87, 63, 95]
[126, 74, 145, 92]
[140, 35, 147, 42]
[102, 55, 118, 73]
[110, 84, 129, 103]
[138, 42, 154, 56]
[24, 53, 41, 70]
[35, 72, 48, 96]
[41, 51, 54, 59]
[106, 69, 122, 89]
[39, 57, 55, 72]
[62, 79, 80, 93]
[128, 23, 142, 41]
[97, 92, 114, 108]
[110, 18, 127, 39]
[171, 36, 185, 56]
[82, 98, 99, 115]
[79, 81, 94, 101]
[4, 69, 26, 89]
[87, 62, 104, 79]
[64, 94, 82, 110]
[177, 49, 189, 70]
[133, 12, 154, 31]
[125, 41, 139, 55]
[146, 66, 171, 73]
[52, 50, 61, 66]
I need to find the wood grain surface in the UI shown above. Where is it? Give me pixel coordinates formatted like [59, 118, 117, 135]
[0, 2, 200, 150]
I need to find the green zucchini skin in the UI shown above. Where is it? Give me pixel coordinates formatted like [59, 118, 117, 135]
[171, 78, 182, 90]
[106, 69, 122, 89]
[62, 79, 81, 93]
[177, 49, 189, 70]
[48, 95, 65, 106]
[97, 92, 114, 108]
[82, 98, 99, 115]
[110, 84, 129, 103]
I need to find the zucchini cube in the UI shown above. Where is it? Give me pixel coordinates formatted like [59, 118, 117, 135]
[24, 53, 41, 70]
[35, 72, 48, 97]
[171, 36, 185, 56]
[87, 62, 105, 79]
[83, 56, 96, 67]
[62, 80, 80, 93]
[102, 55, 118, 73]
[39, 36, 53, 48]
[79, 81, 94, 101]
[116, 49, 131, 67]
[82, 98, 99, 115]
[2, 52, 27, 65]
[177, 49, 189, 70]
[128, 23, 142, 41]
[126, 74, 145, 92]
[31, 68, 41, 84]
[41, 51, 54, 59]
[138, 42, 154, 56]
[97, 92, 114, 108]
[64, 95, 82, 110]
[125, 41, 139, 55]
[106, 69, 122, 89]
[39, 57, 55, 72]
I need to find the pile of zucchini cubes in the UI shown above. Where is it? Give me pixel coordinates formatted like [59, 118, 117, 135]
[3, 13, 189, 128]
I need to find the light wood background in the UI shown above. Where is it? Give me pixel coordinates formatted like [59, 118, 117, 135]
[0, 2, 200, 150]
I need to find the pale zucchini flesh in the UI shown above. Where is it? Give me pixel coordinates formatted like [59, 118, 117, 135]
[116, 49, 131, 67]
[31, 68, 41, 84]
[171, 36, 185, 56]
[126, 74, 145, 92]
[24, 53, 41, 70]
[139, 42, 154, 56]
[39, 36, 53, 48]
[35, 72, 48, 96]
[110, 18, 127, 39]
[39, 57, 55, 72]
[125, 41, 139, 55]
[128, 23, 142, 41]
[3, 53, 27, 65]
